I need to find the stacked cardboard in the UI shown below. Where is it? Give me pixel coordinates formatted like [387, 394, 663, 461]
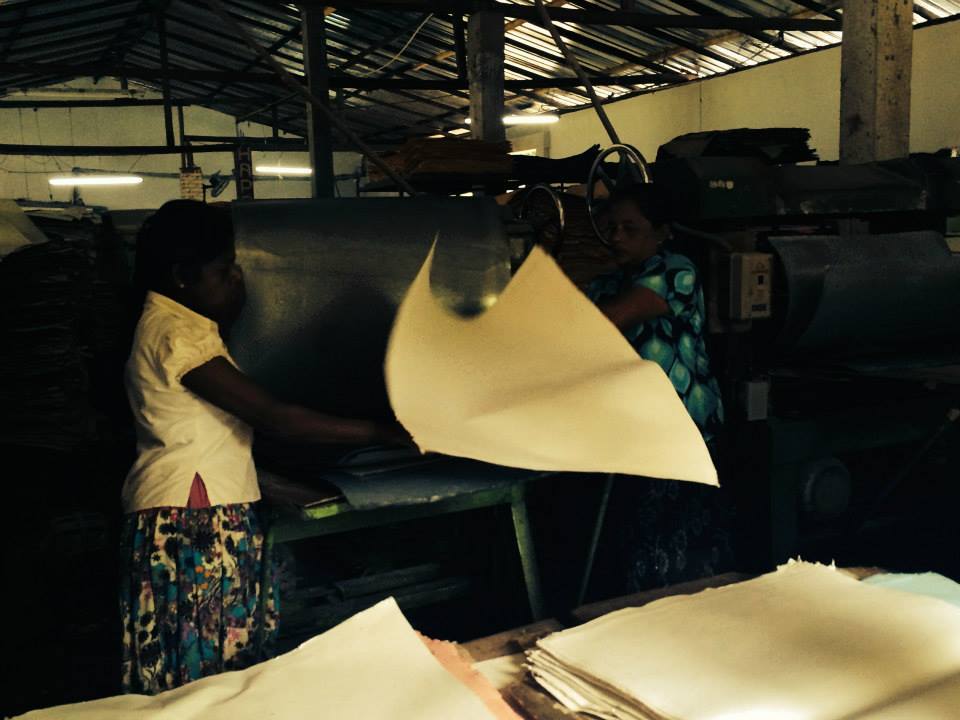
[369, 138, 514, 184]
[0, 239, 95, 451]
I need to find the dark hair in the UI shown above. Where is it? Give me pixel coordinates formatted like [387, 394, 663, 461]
[133, 200, 234, 295]
[608, 183, 671, 228]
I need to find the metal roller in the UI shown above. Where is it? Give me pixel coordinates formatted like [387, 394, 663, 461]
[228, 197, 511, 419]
[770, 231, 960, 357]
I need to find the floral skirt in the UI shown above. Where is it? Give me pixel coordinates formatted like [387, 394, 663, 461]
[119, 503, 279, 694]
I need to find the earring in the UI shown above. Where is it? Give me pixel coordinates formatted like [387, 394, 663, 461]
[177, 282, 185, 289]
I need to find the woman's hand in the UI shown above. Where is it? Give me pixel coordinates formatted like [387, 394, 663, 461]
[597, 285, 669, 332]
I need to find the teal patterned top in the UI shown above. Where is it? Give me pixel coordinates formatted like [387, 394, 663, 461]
[588, 251, 724, 442]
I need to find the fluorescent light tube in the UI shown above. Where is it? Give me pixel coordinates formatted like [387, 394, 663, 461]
[49, 175, 143, 186]
[254, 165, 313, 176]
[503, 114, 560, 125]
[464, 114, 559, 126]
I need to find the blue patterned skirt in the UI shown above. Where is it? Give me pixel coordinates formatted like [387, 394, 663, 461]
[119, 504, 278, 694]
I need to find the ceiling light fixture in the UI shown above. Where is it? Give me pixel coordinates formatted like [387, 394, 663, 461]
[463, 114, 560, 126]
[49, 175, 143, 186]
[254, 165, 313, 176]
[503, 113, 560, 125]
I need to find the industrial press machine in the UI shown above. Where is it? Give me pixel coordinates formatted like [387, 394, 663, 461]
[641, 147, 960, 572]
[225, 145, 960, 621]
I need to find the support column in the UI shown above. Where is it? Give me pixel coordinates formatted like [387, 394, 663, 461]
[453, 14, 467, 82]
[839, 0, 914, 164]
[156, 13, 175, 148]
[467, 11, 505, 143]
[301, 6, 335, 197]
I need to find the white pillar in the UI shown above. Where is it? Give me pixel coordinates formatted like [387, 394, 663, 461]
[839, 0, 914, 164]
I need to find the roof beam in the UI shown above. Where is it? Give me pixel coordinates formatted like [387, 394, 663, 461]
[0, 143, 240, 156]
[0, 98, 208, 108]
[1, 28, 129, 63]
[332, 10, 589, 107]
[0, 91, 280, 115]
[292, 2, 842, 31]
[344, 91, 464, 125]
[0, 0, 128, 30]
[96, 1, 158, 67]
[0, 61, 283, 83]
[0, 60, 684, 91]
[200, 0, 419, 195]
[787, 0, 842, 20]
[184, 135, 307, 150]
[0, 9, 139, 41]
[335, 12, 432, 73]
[209, 23, 303, 99]
[666, 0, 804, 54]
[597, 0, 843, 78]
[334, 74, 691, 90]
[1, 5, 29, 63]
[361, 107, 474, 141]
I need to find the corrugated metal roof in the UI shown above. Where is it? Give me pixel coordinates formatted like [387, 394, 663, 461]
[0, 0, 956, 146]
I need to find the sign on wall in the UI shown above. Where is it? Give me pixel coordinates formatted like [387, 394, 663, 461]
[234, 146, 255, 200]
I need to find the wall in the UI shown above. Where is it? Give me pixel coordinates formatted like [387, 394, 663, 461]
[0, 79, 362, 209]
[512, 19, 960, 163]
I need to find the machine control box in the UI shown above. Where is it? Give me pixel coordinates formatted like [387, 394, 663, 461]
[728, 252, 773, 320]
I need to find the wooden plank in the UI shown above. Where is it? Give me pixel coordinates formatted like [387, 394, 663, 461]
[462, 618, 564, 662]
[503, 680, 584, 720]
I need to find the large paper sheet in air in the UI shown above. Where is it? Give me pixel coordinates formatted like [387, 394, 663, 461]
[385, 245, 717, 485]
[17, 598, 495, 720]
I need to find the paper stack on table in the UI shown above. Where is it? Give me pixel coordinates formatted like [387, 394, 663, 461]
[17, 598, 506, 720]
[385, 244, 717, 486]
[527, 561, 960, 720]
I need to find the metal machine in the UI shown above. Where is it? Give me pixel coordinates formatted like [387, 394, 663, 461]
[227, 147, 960, 595]
[643, 150, 960, 571]
[230, 196, 512, 422]
[228, 196, 541, 637]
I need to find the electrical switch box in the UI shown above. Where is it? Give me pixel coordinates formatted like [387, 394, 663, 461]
[729, 252, 773, 320]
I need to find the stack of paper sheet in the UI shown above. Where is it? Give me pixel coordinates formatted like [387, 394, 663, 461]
[527, 561, 960, 720]
[17, 598, 504, 720]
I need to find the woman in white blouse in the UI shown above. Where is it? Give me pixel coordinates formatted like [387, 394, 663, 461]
[121, 200, 407, 694]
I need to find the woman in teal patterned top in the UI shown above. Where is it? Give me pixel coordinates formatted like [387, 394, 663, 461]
[588, 183, 724, 443]
[586, 184, 733, 594]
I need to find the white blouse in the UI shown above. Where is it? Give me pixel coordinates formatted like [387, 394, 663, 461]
[122, 291, 260, 512]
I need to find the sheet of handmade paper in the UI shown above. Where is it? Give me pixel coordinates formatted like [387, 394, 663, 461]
[534, 562, 960, 720]
[0, 199, 47, 257]
[17, 598, 495, 720]
[385, 245, 716, 486]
